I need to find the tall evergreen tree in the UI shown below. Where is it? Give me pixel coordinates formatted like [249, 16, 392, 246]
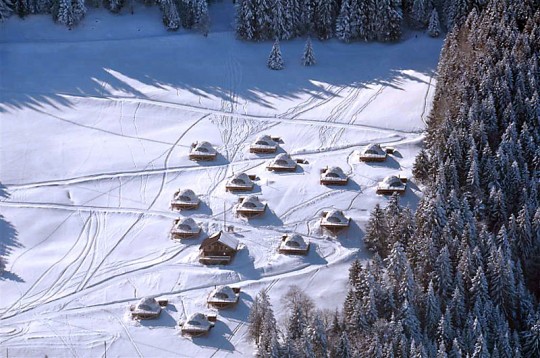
[301, 37, 316, 66]
[267, 39, 284, 70]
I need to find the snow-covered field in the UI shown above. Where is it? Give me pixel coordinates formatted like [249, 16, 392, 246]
[0, 3, 442, 356]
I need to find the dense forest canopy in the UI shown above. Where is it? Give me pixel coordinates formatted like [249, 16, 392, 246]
[1, 0, 487, 41]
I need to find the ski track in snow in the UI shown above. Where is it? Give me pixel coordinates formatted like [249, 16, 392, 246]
[0, 19, 440, 355]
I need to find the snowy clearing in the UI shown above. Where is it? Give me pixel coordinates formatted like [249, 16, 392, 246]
[0, 3, 442, 357]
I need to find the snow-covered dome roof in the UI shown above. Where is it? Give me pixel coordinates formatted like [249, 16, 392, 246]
[324, 210, 348, 223]
[175, 217, 198, 231]
[228, 172, 252, 186]
[209, 286, 237, 302]
[271, 153, 295, 166]
[322, 166, 346, 178]
[239, 195, 264, 209]
[192, 141, 216, 154]
[283, 234, 308, 249]
[183, 313, 212, 331]
[175, 189, 198, 202]
[253, 135, 277, 147]
[362, 143, 385, 156]
[382, 175, 404, 187]
[134, 297, 161, 312]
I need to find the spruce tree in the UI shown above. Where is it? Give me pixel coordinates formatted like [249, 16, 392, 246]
[267, 39, 284, 70]
[427, 9, 441, 37]
[301, 37, 316, 66]
[0, 0, 13, 20]
[193, 0, 209, 35]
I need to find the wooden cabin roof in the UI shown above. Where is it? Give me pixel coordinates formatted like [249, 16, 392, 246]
[200, 231, 239, 251]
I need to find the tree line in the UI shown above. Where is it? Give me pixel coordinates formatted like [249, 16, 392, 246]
[1, 0, 488, 41]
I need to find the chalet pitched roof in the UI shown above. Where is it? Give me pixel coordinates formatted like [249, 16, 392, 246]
[322, 166, 346, 179]
[381, 175, 404, 188]
[133, 297, 161, 313]
[191, 141, 216, 154]
[282, 234, 309, 250]
[208, 286, 237, 303]
[200, 231, 239, 251]
[361, 143, 385, 156]
[228, 173, 253, 186]
[324, 210, 348, 224]
[253, 135, 277, 147]
[174, 217, 198, 232]
[183, 313, 212, 332]
[174, 189, 198, 202]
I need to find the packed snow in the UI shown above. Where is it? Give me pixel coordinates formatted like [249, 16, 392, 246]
[0, 3, 442, 356]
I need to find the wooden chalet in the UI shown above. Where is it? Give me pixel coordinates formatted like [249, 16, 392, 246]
[189, 141, 217, 161]
[279, 233, 310, 255]
[249, 135, 279, 154]
[129, 296, 168, 320]
[359, 143, 387, 162]
[267, 153, 297, 172]
[199, 231, 240, 265]
[225, 172, 254, 192]
[180, 313, 217, 337]
[376, 175, 407, 195]
[171, 189, 200, 210]
[207, 286, 241, 308]
[170, 217, 201, 240]
[236, 195, 267, 218]
[320, 209, 351, 234]
[320, 166, 348, 186]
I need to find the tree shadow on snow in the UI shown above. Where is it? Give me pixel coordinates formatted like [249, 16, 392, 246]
[0, 16, 442, 132]
[0, 183, 25, 282]
[363, 155, 402, 170]
[191, 320, 235, 352]
[139, 309, 178, 328]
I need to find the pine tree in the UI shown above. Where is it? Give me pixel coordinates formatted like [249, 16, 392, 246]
[364, 204, 390, 257]
[0, 0, 13, 21]
[335, 0, 353, 42]
[161, 0, 180, 30]
[193, 0, 209, 35]
[56, 0, 73, 27]
[334, 331, 352, 358]
[427, 9, 441, 37]
[267, 39, 284, 70]
[301, 37, 316, 66]
[71, 0, 85, 25]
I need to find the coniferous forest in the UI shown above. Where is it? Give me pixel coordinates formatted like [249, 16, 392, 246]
[2, 0, 486, 40]
[247, 0, 540, 357]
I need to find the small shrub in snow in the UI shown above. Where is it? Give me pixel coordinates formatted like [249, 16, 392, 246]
[301, 37, 316, 66]
[267, 39, 284, 70]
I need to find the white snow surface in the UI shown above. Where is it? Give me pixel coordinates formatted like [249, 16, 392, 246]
[0, 3, 442, 357]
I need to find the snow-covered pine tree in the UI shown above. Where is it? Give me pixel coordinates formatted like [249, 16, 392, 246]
[428, 8, 441, 37]
[0, 0, 13, 21]
[193, 0, 209, 35]
[313, 0, 333, 40]
[14, 0, 28, 17]
[160, 0, 180, 30]
[56, 0, 74, 27]
[364, 203, 390, 257]
[71, 0, 85, 25]
[271, 0, 288, 40]
[301, 37, 315, 66]
[335, 0, 352, 42]
[410, 0, 428, 27]
[104, 0, 123, 13]
[179, 0, 195, 29]
[267, 39, 284, 70]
